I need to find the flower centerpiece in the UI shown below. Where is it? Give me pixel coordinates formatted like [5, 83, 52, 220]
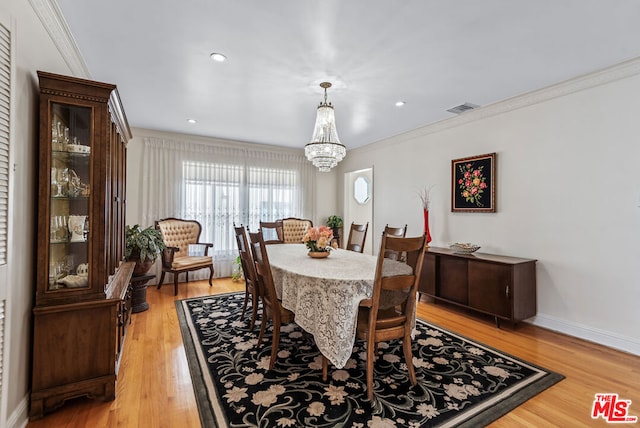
[302, 226, 334, 258]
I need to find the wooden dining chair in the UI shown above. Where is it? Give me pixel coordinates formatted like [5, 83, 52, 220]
[356, 233, 427, 400]
[346, 222, 369, 253]
[259, 220, 284, 244]
[234, 224, 261, 331]
[383, 224, 407, 261]
[248, 230, 295, 369]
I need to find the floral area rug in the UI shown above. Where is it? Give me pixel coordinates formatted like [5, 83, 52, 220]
[176, 292, 563, 427]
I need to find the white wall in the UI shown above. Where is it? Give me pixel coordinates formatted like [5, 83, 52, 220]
[336, 61, 640, 355]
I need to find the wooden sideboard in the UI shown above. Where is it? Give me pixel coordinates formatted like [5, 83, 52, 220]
[418, 247, 537, 327]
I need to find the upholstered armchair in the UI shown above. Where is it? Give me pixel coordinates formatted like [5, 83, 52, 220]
[281, 217, 313, 244]
[155, 218, 214, 295]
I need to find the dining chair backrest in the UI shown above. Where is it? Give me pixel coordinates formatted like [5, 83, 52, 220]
[234, 224, 261, 329]
[234, 225, 260, 293]
[384, 224, 407, 238]
[373, 233, 426, 312]
[383, 224, 407, 261]
[248, 230, 279, 309]
[346, 222, 369, 253]
[259, 220, 284, 244]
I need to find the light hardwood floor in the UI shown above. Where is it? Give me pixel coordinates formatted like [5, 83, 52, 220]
[27, 278, 640, 427]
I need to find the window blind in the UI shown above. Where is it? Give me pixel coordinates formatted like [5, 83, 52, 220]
[0, 19, 11, 402]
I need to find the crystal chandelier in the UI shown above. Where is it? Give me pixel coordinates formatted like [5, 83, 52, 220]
[305, 82, 346, 172]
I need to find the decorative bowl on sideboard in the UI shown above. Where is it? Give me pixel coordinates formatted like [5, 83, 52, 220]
[449, 243, 481, 254]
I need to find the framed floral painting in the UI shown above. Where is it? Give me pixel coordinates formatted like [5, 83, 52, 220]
[451, 152, 496, 212]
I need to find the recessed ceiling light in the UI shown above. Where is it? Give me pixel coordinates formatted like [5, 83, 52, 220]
[187, 119, 197, 124]
[210, 52, 227, 62]
[395, 101, 406, 107]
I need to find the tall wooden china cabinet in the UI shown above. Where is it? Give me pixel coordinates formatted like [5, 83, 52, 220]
[30, 72, 134, 419]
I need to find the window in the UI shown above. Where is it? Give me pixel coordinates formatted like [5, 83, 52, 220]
[141, 137, 313, 277]
[353, 176, 370, 204]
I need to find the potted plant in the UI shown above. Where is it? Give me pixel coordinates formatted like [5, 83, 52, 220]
[231, 255, 243, 282]
[326, 215, 343, 247]
[125, 224, 166, 276]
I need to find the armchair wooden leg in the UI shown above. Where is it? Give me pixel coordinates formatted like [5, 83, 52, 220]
[174, 273, 179, 296]
[208, 266, 214, 286]
[157, 271, 166, 289]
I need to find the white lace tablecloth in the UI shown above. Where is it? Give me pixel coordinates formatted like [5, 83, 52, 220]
[266, 244, 412, 368]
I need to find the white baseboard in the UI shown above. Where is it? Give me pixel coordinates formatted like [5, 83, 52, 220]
[531, 314, 640, 357]
[5, 394, 28, 428]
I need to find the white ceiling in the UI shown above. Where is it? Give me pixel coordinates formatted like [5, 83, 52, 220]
[56, 0, 640, 150]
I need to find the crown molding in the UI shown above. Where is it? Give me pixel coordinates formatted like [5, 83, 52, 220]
[29, 0, 90, 78]
[353, 56, 640, 154]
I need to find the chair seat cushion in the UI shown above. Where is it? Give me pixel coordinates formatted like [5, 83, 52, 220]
[171, 255, 213, 270]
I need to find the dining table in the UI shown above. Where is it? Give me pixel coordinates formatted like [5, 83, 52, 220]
[266, 243, 412, 369]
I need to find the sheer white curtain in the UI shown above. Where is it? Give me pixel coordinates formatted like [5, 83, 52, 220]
[141, 137, 315, 278]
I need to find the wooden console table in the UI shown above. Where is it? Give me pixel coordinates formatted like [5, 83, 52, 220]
[418, 247, 537, 327]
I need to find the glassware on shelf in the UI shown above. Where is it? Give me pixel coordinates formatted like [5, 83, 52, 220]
[50, 216, 58, 241]
[48, 257, 70, 290]
[51, 167, 59, 196]
[55, 121, 65, 151]
[68, 169, 84, 197]
[51, 122, 58, 149]
[48, 261, 59, 289]
[56, 168, 69, 197]
[50, 215, 69, 242]
[62, 127, 70, 151]
[59, 215, 68, 242]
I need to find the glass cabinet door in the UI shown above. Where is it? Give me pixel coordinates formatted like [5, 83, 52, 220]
[48, 102, 92, 291]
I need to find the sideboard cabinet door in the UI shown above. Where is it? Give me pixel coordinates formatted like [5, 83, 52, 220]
[468, 261, 512, 319]
[438, 256, 468, 305]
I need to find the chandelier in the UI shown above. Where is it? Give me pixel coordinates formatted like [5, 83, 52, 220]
[305, 82, 346, 172]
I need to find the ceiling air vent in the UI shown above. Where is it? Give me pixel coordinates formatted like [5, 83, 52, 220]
[447, 102, 479, 114]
